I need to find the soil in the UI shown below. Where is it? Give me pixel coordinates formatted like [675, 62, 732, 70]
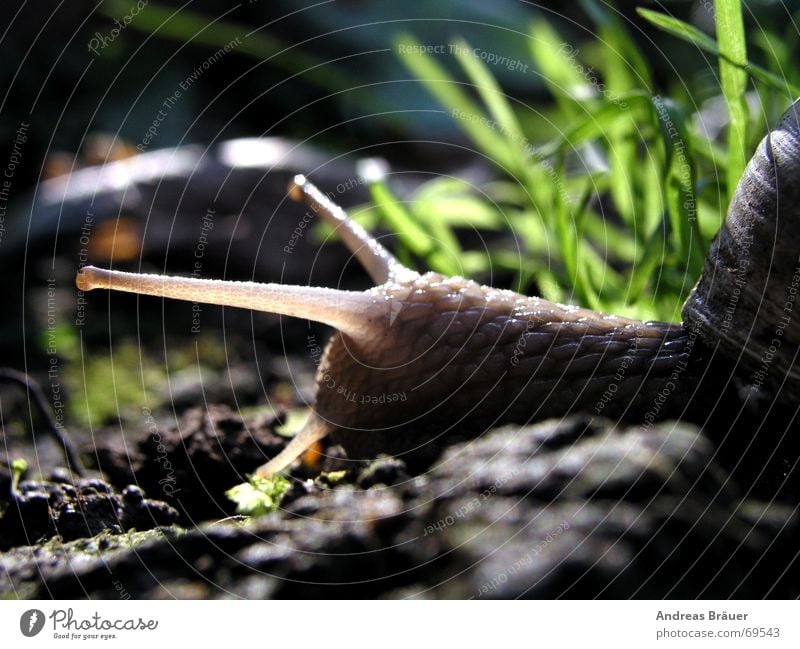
[2, 414, 797, 598]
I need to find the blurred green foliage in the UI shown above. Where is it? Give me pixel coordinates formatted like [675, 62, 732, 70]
[375, 0, 798, 321]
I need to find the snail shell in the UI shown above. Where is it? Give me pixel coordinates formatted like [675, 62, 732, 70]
[683, 99, 800, 402]
[76, 100, 800, 475]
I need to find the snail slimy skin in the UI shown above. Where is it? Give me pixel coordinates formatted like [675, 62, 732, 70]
[76, 100, 800, 477]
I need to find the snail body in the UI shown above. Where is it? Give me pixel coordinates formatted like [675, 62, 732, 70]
[316, 272, 694, 466]
[76, 100, 800, 476]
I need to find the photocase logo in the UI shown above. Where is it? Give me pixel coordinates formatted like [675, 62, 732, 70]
[20, 609, 45, 637]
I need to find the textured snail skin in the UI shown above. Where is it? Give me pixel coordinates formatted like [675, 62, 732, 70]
[76, 100, 800, 474]
[319, 272, 695, 463]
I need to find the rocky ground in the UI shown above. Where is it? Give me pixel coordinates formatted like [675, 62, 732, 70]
[1, 407, 797, 599]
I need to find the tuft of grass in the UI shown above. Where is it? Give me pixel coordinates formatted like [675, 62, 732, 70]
[383, 1, 795, 321]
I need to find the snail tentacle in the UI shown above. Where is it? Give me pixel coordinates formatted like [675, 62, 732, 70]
[255, 411, 332, 477]
[75, 265, 383, 341]
[288, 174, 417, 284]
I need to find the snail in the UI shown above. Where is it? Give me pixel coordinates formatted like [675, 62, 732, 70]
[75, 99, 800, 477]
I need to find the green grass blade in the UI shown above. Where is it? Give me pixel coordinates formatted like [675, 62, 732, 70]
[581, 0, 652, 90]
[395, 34, 515, 170]
[450, 36, 561, 236]
[581, 0, 652, 226]
[368, 177, 464, 276]
[715, 0, 750, 201]
[413, 191, 505, 230]
[450, 38, 530, 182]
[742, 63, 800, 98]
[528, 19, 592, 113]
[637, 8, 800, 96]
[627, 218, 669, 304]
[580, 209, 638, 263]
[550, 156, 599, 308]
[368, 179, 433, 258]
[637, 9, 718, 52]
[538, 91, 651, 156]
[416, 203, 464, 277]
[451, 38, 525, 143]
[651, 96, 706, 273]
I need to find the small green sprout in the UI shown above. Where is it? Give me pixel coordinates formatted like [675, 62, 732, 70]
[317, 470, 350, 487]
[225, 474, 290, 517]
[11, 458, 28, 493]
